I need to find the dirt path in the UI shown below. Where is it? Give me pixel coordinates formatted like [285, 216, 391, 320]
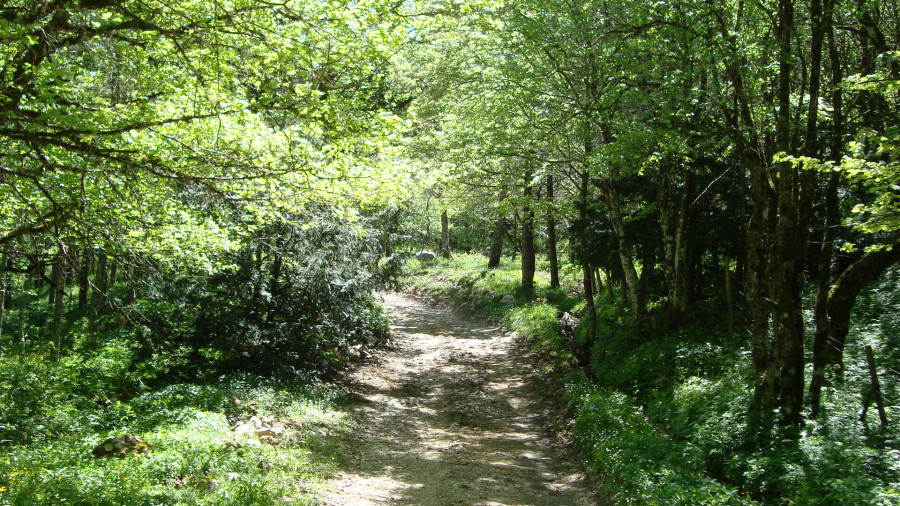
[323, 292, 594, 505]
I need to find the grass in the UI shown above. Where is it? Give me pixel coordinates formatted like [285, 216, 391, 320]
[0, 366, 350, 505]
[405, 253, 582, 317]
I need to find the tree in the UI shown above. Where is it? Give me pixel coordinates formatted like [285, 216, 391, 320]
[0, 0, 409, 359]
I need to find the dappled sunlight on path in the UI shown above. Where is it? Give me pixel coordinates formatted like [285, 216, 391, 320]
[323, 293, 593, 505]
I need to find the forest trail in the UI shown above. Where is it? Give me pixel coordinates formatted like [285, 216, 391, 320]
[322, 292, 594, 505]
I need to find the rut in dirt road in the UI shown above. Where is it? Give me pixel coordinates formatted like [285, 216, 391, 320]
[323, 292, 594, 505]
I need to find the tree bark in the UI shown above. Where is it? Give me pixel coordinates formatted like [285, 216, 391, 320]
[18, 273, 28, 356]
[725, 256, 734, 339]
[267, 253, 282, 323]
[440, 210, 452, 259]
[89, 250, 108, 333]
[771, 0, 806, 428]
[578, 169, 597, 363]
[108, 259, 117, 286]
[604, 185, 643, 319]
[487, 212, 506, 269]
[0, 248, 8, 340]
[745, 113, 776, 437]
[48, 254, 60, 306]
[658, 155, 692, 322]
[521, 181, 536, 291]
[78, 247, 90, 307]
[51, 252, 66, 361]
[713, 4, 779, 434]
[546, 174, 560, 287]
[603, 268, 614, 298]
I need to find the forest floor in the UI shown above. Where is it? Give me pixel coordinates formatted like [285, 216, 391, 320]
[321, 292, 594, 505]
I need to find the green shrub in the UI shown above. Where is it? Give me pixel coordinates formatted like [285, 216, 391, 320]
[570, 385, 748, 504]
[191, 219, 390, 377]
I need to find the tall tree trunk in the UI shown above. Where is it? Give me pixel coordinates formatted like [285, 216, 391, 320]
[33, 259, 45, 291]
[724, 256, 734, 339]
[108, 259, 117, 286]
[811, 12, 843, 416]
[580, 262, 596, 362]
[578, 169, 597, 363]
[267, 253, 282, 323]
[125, 274, 136, 305]
[603, 268, 614, 298]
[0, 248, 8, 339]
[440, 210, 452, 259]
[658, 156, 692, 322]
[51, 251, 66, 361]
[714, 4, 778, 434]
[424, 197, 432, 245]
[78, 247, 90, 307]
[48, 254, 60, 306]
[745, 121, 776, 437]
[510, 212, 519, 261]
[771, 0, 806, 427]
[89, 250, 108, 333]
[810, 172, 842, 415]
[19, 273, 29, 357]
[546, 174, 560, 287]
[487, 212, 506, 269]
[521, 179, 536, 291]
[604, 185, 643, 319]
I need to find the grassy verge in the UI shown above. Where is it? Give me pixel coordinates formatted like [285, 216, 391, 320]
[0, 363, 350, 505]
[0, 273, 392, 504]
[0, 368, 346, 505]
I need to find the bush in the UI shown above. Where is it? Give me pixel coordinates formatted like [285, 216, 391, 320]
[131, 215, 394, 379]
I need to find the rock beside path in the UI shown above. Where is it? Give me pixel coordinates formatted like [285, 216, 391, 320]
[92, 434, 152, 458]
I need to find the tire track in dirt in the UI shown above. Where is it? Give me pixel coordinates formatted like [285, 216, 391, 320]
[323, 292, 594, 505]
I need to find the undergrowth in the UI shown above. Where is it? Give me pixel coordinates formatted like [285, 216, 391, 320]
[406, 253, 900, 505]
[0, 214, 392, 504]
[0, 371, 347, 505]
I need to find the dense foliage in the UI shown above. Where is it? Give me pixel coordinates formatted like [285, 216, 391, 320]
[1, 1, 407, 503]
[2, 0, 900, 503]
[403, 0, 900, 445]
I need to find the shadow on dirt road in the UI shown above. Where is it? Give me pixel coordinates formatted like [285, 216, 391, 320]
[323, 293, 594, 505]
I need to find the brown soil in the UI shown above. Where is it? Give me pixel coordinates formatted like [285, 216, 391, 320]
[322, 292, 594, 505]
